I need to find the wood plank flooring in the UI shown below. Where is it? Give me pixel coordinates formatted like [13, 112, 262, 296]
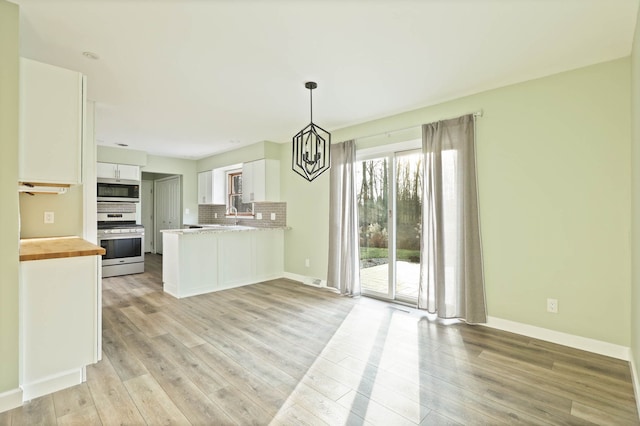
[1, 253, 638, 425]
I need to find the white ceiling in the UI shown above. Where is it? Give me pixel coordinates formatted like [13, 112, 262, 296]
[11, 0, 639, 159]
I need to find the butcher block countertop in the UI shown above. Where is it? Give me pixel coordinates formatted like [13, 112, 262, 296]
[20, 236, 105, 261]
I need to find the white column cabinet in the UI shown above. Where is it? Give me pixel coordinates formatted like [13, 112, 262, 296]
[19, 58, 85, 185]
[242, 159, 280, 203]
[97, 162, 140, 181]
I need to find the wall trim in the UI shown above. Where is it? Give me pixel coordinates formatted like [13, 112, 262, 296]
[484, 316, 630, 360]
[630, 353, 640, 417]
[282, 272, 329, 288]
[21, 368, 83, 402]
[0, 388, 22, 413]
[280, 275, 631, 362]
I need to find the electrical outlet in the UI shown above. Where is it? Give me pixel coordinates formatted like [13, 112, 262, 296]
[214, 213, 218, 219]
[305, 258, 310, 268]
[185, 208, 190, 215]
[44, 211, 54, 224]
[547, 298, 558, 314]
[270, 213, 276, 221]
[256, 213, 263, 220]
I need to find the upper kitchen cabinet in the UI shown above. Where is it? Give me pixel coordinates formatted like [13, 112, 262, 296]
[19, 58, 85, 185]
[198, 170, 213, 204]
[242, 159, 280, 203]
[199, 168, 227, 205]
[97, 162, 140, 181]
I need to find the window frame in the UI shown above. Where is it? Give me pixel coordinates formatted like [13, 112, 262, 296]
[226, 169, 253, 216]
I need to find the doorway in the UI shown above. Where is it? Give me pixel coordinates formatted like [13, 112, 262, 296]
[140, 172, 182, 255]
[356, 148, 422, 303]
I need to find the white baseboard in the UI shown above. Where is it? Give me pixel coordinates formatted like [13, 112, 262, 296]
[282, 272, 328, 288]
[484, 316, 630, 360]
[21, 368, 84, 402]
[0, 388, 22, 413]
[629, 350, 640, 418]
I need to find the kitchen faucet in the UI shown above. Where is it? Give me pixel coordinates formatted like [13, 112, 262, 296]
[230, 206, 238, 225]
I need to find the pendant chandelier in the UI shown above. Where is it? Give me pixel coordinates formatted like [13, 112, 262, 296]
[292, 81, 331, 182]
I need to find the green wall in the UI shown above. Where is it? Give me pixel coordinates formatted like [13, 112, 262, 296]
[0, 0, 20, 394]
[281, 58, 632, 346]
[143, 155, 198, 225]
[631, 2, 640, 382]
[196, 141, 280, 171]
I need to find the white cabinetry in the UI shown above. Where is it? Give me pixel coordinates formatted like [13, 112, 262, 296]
[97, 162, 140, 181]
[198, 170, 213, 204]
[162, 228, 285, 298]
[19, 58, 85, 185]
[242, 159, 280, 203]
[200, 168, 230, 205]
[20, 255, 101, 400]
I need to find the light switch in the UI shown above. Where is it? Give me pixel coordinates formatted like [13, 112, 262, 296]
[256, 213, 263, 220]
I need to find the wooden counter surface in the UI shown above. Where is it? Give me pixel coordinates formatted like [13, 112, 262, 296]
[20, 236, 105, 261]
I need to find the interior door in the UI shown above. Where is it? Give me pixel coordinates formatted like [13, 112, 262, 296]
[357, 149, 422, 303]
[154, 175, 181, 254]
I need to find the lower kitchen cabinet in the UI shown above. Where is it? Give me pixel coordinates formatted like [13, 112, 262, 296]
[20, 254, 101, 400]
[162, 227, 285, 298]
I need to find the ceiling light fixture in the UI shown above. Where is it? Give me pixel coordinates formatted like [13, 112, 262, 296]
[292, 81, 331, 182]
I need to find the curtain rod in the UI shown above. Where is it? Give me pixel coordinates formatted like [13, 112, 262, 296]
[354, 110, 483, 142]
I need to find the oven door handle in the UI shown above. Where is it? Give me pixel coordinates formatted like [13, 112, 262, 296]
[99, 234, 143, 240]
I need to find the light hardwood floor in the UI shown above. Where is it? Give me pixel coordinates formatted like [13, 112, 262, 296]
[1, 254, 638, 425]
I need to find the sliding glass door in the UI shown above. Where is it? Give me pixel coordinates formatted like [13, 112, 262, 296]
[357, 149, 422, 303]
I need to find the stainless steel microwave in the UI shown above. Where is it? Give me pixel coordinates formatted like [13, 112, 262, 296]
[97, 179, 140, 202]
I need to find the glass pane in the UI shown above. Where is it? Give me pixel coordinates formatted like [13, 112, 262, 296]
[229, 195, 253, 215]
[357, 157, 390, 296]
[395, 151, 422, 301]
[232, 174, 242, 194]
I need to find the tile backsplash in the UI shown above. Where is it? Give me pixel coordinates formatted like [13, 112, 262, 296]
[198, 202, 287, 228]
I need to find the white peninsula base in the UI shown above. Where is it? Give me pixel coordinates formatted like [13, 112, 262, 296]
[161, 226, 285, 298]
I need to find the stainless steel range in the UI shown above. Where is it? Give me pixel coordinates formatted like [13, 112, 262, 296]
[97, 202, 144, 278]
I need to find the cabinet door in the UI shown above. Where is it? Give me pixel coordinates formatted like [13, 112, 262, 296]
[21, 256, 99, 395]
[242, 159, 279, 203]
[19, 58, 84, 185]
[117, 164, 140, 181]
[198, 171, 213, 204]
[242, 161, 256, 203]
[251, 160, 266, 202]
[96, 162, 117, 179]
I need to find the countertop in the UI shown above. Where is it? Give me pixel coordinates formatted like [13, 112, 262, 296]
[20, 236, 106, 261]
[162, 225, 290, 235]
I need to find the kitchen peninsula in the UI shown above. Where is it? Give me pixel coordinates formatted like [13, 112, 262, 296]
[161, 225, 285, 298]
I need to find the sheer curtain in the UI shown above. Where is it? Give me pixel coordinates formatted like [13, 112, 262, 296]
[418, 115, 486, 323]
[327, 140, 361, 296]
